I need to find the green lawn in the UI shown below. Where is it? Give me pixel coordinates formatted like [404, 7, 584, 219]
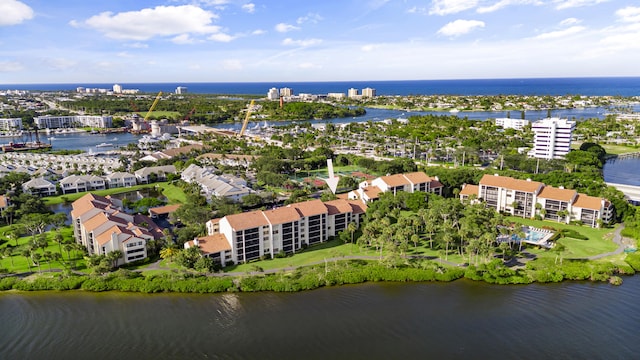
[506, 216, 618, 259]
[0, 226, 87, 273]
[220, 240, 379, 273]
[42, 182, 188, 206]
[572, 141, 639, 155]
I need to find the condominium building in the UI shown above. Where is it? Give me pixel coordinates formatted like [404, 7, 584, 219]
[362, 87, 376, 98]
[267, 87, 279, 100]
[280, 87, 293, 97]
[71, 194, 164, 264]
[349, 171, 444, 202]
[348, 88, 359, 98]
[459, 174, 613, 227]
[494, 118, 529, 131]
[175, 86, 188, 94]
[529, 117, 576, 159]
[113, 84, 122, 93]
[34, 115, 113, 129]
[0, 117, 23, 131]
[200, 199, 367, 266]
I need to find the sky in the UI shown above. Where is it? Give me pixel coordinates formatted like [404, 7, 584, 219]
[1, 0, 640, 84]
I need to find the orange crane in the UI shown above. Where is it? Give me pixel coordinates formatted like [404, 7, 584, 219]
[144, 91, 163, 122]
[238, 100, 255, 137]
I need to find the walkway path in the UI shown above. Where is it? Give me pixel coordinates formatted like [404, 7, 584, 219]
[584, 224, 631, 261]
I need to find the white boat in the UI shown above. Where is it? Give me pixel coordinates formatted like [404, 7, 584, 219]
[96, 142, 114, 148]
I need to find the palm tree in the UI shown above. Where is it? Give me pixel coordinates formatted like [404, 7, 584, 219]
[346, 222, 358, 244]
[160, 244, 179, 263]
[32, 252, 42, 273]
[20, 247, 32, 272]
[106, 250, 123, 269]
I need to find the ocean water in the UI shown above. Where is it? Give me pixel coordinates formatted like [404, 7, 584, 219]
[3, 77, 640, 96]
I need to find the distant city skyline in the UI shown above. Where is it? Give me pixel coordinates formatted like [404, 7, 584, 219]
[1, 0, 640, 84]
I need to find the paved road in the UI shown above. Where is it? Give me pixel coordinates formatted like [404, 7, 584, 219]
[584, 224, 630, 260]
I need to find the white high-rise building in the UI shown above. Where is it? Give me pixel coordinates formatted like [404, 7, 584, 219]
[362, 87, 376, 97]
[280, 87, 293, 97]
[175, 86, 187, 94]
[495, 118, 529, 130]
[530, 117, 576, 159]
[113, 84, 122, 93]
[348, 88, 359, 98]
[267, 87, 279, 100]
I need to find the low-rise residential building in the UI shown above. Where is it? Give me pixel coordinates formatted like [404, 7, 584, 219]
[460, 174, 613, 227]
[495, 118, 529, 130]
[184, 234, 233, 267]
[181, 164, 252, 202]
[22, 177, 57, 196]
[60, 174, 107, 194]
[134, 165, 177, 184]
[71, 193, 164, 264]
[204, 198, 367, 266]
[349, 171, 444, 202]
[105, 172, 137, 188]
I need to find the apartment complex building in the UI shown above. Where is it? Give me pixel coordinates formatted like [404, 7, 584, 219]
[0, 117, 23, 130]
[529, 117, 576, 159]
[34, 115, 113, 129]
[494, 118, 529, 130]
[459, 174, 613, 227]
[348, 171, 444, 202]
[71, 194, 164, 264]
[196, 199, 367, 267]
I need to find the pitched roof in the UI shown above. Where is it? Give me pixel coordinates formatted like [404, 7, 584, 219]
[379, 174, 409, 187]
[573, 194, 603, 210]
[538, 186, 577, 202]
[291, 199, 328, 217]
[148, 204, 181, 216]
[347, 200, 368, 214]
[323, 199, 354, 215]
[479, 174, 543, 193]
[402, 172, 435, 184]
[362, 186, 383, 199]
[262, 206, 300, 225]
[460, 184, 479, 196]
[188, 234, 231, 255]
[224, 210, 269, 230]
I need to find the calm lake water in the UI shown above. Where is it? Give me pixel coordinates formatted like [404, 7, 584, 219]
[1, 277, 639, 360]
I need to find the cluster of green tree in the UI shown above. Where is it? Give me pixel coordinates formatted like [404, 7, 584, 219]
[259, 101, 365, 120]
[463, 257, 632, 285]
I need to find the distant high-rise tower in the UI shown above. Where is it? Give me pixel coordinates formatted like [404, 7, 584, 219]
[362, 87, 376, 98]
[267, 87, 279, 100]
[348, 88, 359, 98]
[530, 117, 576, 159]
[280, 87, 293, 97]
[113, 84, 122, 93]
[175, 86, 187, 94]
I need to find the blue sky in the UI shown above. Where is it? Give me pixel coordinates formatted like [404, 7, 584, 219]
[1, 0, 640, 84]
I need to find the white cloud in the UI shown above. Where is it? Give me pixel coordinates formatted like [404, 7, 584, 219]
[0, 0, 34, 26]
[81, 5, 221, 41]
[407, 6, 429, 15]
[208, 32, 235, 42]
[0, 60, 23, 72]
[477, 0, 542, 14]
[275, 23, 299, 33]
[252, 29, 266, 35]
[298, 62, 321, 69]
[616, 6, 640, 23]
[532, 25, 585, 39]
[242, 3, 255, 13]
[282, 38, 322, 47]
[437, 19, 485, 37]
[560, 17, 581, 26]
[117, 52, 133, 58]
[361, 44, 379, 52]
[553, 0, 610, 10]
[172, 34, 198, 44]
[430, 0, 478, 16]
[296, 13, 323, 25]
[43, 58, 77, 70]
[222, 59, 242, 70]
[125, 42, 149, 49]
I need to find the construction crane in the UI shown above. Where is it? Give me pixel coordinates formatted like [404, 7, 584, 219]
[238, 99, 255, 137]
[144, 91, 163, 122]
[183, 107, 196, 122]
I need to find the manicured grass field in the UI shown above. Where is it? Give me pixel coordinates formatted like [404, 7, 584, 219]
[42, 182, 187, 205]
[221, 240, 379, 273]
[506, 216, 618, 259]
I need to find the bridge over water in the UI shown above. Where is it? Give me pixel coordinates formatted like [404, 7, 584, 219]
[606, 182, 640, 204]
